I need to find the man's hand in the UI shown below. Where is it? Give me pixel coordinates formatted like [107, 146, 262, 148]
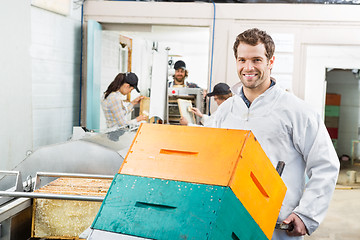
[283, 213, 307, 236]
[136, 115, 147, 122]
[179, 117, 188, 126]
[190, 107, 203, 118]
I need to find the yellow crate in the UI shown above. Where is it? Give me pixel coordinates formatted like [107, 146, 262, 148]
[31, 177, 111, 239]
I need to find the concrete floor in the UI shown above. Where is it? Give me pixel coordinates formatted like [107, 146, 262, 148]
[305, 161, 360, 240]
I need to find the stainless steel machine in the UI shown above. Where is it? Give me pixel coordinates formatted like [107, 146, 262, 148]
[0, 126, 138, 240]
[167, 87, 203, 125]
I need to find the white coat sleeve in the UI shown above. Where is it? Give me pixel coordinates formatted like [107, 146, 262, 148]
[292, 113, 340, 235]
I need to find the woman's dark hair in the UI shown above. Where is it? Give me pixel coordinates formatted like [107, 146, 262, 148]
[104, 73, 126, 99]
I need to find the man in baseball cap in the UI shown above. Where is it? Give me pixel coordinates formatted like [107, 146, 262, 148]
[174, 60, 186, 70]
[180, 82, 233, 126]
[169, 60, 199, 88]
[206, 83, 232, 106]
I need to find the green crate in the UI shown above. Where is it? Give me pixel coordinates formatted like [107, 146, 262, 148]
[92, 174, 268, 240]
[325, 105, 340, 117]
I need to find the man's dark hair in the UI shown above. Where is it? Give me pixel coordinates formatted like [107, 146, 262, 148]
[233, 28, 275, 61]
[216, 92, 233, 100]
[104, 73, 126, 99]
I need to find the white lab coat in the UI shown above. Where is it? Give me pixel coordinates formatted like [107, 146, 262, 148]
[209, 83, 340, 240]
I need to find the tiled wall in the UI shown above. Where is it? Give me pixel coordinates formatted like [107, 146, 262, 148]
[31, 6, 81, 149]
[0, 1, 32, 170]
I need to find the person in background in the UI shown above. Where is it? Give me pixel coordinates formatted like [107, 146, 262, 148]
[169, 60, 207, 120]
[179, 82, 232, 126]
[101, 72, 146, 128]
[168, 60, 200, 88]
[209, 28, 339, 239]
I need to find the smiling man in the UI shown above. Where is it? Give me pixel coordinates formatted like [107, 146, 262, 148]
[209, 28, 339, 239]
[168, 60, 199, 88]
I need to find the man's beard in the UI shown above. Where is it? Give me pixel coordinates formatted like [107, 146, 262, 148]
[174, 76, 185, 83]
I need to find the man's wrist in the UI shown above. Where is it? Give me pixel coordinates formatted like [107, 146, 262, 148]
[292, 212, 310, 235]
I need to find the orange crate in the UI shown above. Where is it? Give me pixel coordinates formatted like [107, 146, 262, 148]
[120, 123, 248, 186]
[120, 123, 287, 239]
[326, 93, 341, 106]
[230, 132, 287, 239]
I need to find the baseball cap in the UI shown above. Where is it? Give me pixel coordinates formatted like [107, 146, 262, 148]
[125, 72, 140, 93]
[207, 83, 231, 97]
[174, 60, 186, 70]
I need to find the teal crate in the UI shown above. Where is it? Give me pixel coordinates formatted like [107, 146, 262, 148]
[331, 139, 337, 149]
[92, 174, 268, 240]
[325, 105, 340, 117]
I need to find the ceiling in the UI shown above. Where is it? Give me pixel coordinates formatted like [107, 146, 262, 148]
[120, 26, 210, 45]
[138, 0, 359, 4]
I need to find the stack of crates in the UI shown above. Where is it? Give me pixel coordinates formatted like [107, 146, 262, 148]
[91, 123, 287, 240]
[325, 93, 341, 149]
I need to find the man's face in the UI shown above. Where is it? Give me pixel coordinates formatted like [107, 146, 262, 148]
[214, 96, 225, 106]
[174, 68, 186, 83]
[236, 43, 274, 90]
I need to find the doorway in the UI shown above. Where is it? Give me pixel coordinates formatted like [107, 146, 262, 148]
[97, 25, 211, 130]
[303, 44, 360, 168]
[325, 69, 360, 163]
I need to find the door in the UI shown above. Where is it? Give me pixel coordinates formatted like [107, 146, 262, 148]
[86, 20, 102, 131]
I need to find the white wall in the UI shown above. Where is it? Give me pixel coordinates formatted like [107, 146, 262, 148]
[0, 1, 32, 170]
[166, 39, 210, 89]
[120, 26, 210, 89]
[84, 2, 360, 115]
[31, 5, 82, 149]
[0, 1, 82, 171]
